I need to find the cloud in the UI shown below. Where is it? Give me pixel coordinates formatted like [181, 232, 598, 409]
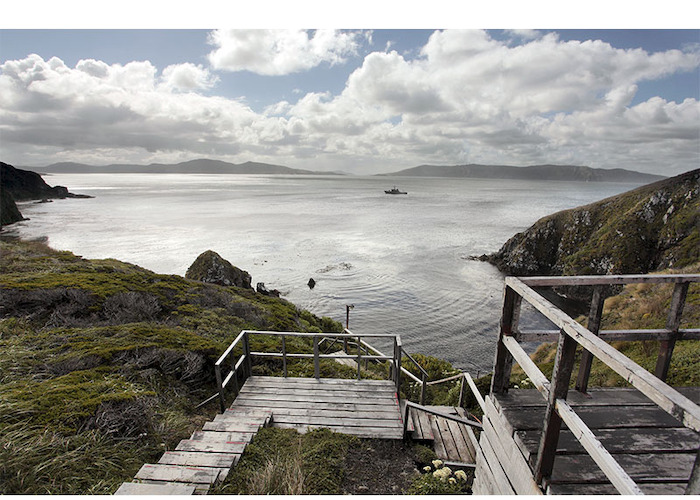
[1, 30, 699, 176]
[207, 29, 362, 75]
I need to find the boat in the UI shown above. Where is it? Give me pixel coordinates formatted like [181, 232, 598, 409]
[385, 186, 408, 195]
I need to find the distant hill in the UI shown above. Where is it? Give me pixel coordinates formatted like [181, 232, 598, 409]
[483, 168, 699, 277]
[380, 164, 665, 183]
[27, 159, 340, 176]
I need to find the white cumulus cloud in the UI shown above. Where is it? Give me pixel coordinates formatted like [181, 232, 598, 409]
[207, 29, 362, 75]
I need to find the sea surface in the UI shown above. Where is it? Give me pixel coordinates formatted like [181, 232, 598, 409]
[6, 173, 644, 372]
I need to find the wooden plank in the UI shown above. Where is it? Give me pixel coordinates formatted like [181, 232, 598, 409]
[414, 409, 434, 441]
[434, 416, 460, 461]
[399, 400, 415, 433]
[430, 415, 448, 459]
[454, 408, 479, 460]
[518, 274, 700, 286]
[138, 479, 210, 495]
[548, 482, 687, 495]
[499, 404, 686, 432]
[114, 481, 196, 495]
[245, 375, 393, 386]
[472, 447, 497, 495]
[483, 397, 543, 495]
[494, 387, 700, 408]
[268, 414, 403, 428]
[238, 386, 396, 399]
[231, 392, 398, 404]
[158, 451, 239, 468]
[491, 285, 521, 394]
[556, 398, 642, 495]
[242, 378, 396, 393]
[175, 439, 247, 454]
[190, 430, 256, 442]
[549, 452, 696, 483]
[272, 422, 403, 439]
[134, 464, 223, 484]
[202, 421, 264, 432]
[445, 418, 474, 463]
[517, 427, 700, 460]
[479, 425, 516, 495]
[230, 398, 396, 412]
[229, 407, 399, 421]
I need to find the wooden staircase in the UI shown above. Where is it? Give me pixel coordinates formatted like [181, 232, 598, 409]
[402, 403, 479, 465]
[115, 409, 272, 495]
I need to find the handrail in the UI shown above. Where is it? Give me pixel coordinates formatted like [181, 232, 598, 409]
[491, 273, 700, 494]
[402, 400, 483, 439]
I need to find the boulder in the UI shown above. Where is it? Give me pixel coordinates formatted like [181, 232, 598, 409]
[185, 250, 252, 288]
[256, 282, 281, 297]
[307, 277, 316, 289]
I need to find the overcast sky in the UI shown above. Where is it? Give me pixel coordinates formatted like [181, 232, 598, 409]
[1, 6, 698, 175]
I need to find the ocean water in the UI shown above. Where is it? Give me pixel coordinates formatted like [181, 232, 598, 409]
[6, 173, 643, 372]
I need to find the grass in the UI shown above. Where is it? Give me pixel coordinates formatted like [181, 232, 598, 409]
[0, 239, 345, 494]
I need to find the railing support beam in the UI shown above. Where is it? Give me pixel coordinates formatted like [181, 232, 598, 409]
[576, 285, 606, 393]
[491, 285, 521, 394]
[655, 282, 689, 381]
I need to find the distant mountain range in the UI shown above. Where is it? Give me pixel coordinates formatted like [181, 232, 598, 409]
[24, 159, 667, 183]
[378, 164, 666, 183]
[26, 159, 338, 176]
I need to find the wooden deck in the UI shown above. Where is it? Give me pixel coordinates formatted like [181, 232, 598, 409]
[230, 376, 404, 439]
[474, 387, 700, 495]
[404, 404, 478, 465]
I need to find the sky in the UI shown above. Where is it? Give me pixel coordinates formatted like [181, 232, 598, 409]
[1, 3, 699, 175]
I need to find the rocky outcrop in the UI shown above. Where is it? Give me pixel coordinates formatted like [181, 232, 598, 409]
[1, 186, 24, 226]
[1, 162, 91, 201]
[256, 282, 281, 297]
[484, 169, 699, 277]
[185, 250, 253, 289]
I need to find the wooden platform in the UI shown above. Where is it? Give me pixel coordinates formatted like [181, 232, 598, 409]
[473, 387, 700, 495]
[230, 376, 404, 439]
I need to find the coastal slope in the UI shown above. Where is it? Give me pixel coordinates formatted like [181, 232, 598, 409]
[382, 163, 665, 183]
[484, 168, 699, 276]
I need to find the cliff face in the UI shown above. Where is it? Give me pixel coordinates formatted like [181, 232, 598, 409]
[1, 186, 24, 226]
[486, 169, 699, 277]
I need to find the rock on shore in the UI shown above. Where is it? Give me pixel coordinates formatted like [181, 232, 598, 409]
[185, 250, 253, 289]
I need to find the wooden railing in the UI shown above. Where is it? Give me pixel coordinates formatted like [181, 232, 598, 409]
[490, 274, 700, 494]
[213, 329, 431, 412]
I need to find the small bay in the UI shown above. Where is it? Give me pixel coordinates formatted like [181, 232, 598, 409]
[8, 173, 643, 372]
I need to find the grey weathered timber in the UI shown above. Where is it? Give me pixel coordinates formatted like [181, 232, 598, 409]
[575, 285, 606, 393]
[114, 482, 197, 495]
[175, 439, 248, 454]
[534, 330, 578, 485]
[158, 451, 240, 468]
[655, 281, 689, 381]
[134, 464, 225, 485]
[491, 284, 522, 394]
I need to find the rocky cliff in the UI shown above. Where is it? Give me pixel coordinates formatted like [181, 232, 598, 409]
[484, 169, 699, 277]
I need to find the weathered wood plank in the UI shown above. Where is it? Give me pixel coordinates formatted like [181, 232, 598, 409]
[518, 274, 700, 287]
[238, 386, 396, 399]
[158, 451, 239, 468]
[430, 415, 448, 459]
[175, 439, 247, 454]
[414, 409, 434, 441]
[190, 430, 256, 443]
[493, 387, 700, 408]
[483, 397, 543, 495]
[454, 408, 479, 460]
[556, 398, 642, 495]
[548, 482, 687, 495]
[114, 481, 196, 495]
[517, 427, 700, 460]
[272, 422, 403, 439]
[499, 404, 686, 431]
[479, 426, 516, 495]
[230, 398, 396, 412]
[138, 479, 210, 495]
[549, 452, 696, 483]
[245, 375, 394, 387]
[472, 446, 497, 495]
[399, 400, 415, 433]
[134, 464, 223, 484]
[269, 414, 403, 428]
[435, 416, 461, 461]
[202, 421, 263, 432]
[445, 419, 474, 463]
[232, 392, 398, 404]
[230, 407, 399, 421]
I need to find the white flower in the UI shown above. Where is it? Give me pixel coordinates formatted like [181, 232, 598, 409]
[448, 478, 457, 485]
[432, 459, 443, 469]
[455, 470, 467, 481]
[423, 466, 432, 472]
[442, 466, 452, 476]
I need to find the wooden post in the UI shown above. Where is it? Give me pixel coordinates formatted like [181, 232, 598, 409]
[215, 364, 225, 413]
[655, 282, 689, 381]
[458, 374, 466, 408]
[535, 329, 578, 486]
[576, 286, 605, 393]
[282, 335, 288, 378]
[395, 338, 402, 394]
[686, 447, 700, 494]
[491, 285, 522, 394]
[243, 331, 252, 379]
[356, 336, 362, 380]
[313, 335, 320, 380]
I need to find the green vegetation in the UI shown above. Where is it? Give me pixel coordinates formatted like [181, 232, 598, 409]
[509, 265, 700, 388]
[0, 239, 342, 494]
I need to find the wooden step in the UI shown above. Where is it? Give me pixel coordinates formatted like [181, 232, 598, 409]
[134, 463, 226, 485]
[175, 439, 247, 454]
[190, 430, 256, 442]
[114, 481, 196, 495]
[158, 450, 240, 468]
